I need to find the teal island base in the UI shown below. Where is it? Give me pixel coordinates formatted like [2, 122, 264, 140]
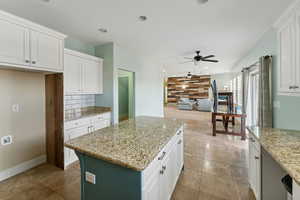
[76, 151, 142, 200]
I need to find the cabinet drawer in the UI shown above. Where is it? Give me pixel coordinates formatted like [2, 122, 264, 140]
[91, 113, 111, 122]
[93, 120, 110, 131]
[64, 125, 89, 141]
[249, 132, 260, 150]
[102, 112, 111, 120]
[65, 118, 91, 130]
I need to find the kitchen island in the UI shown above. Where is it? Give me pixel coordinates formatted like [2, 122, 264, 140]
[65, 116, 184, 200]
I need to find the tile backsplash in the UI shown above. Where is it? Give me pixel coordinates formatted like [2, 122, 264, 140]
[64, 94, 96, 113]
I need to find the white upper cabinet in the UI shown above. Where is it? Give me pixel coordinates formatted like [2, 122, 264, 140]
[30, 30, 63, 71]
[64, 53, 82, 93]
[64, 49, 103, 95]
[275, 2, 300, 95]
[277, 17, 296, 93]
[0, 10, 66, 72]
[0, 19, 30, 66]
[82, 59, 103, 94]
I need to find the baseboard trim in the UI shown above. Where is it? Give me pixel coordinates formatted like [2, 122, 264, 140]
[0, 155, 46, 182]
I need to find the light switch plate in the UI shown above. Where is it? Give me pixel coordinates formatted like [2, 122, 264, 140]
[85, 171, 96, 184]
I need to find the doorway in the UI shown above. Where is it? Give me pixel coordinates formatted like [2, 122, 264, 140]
[118, 69, 135, 122]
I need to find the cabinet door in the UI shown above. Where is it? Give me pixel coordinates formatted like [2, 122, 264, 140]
[64, 126, 89, 166]
[295, 12, 300, 93]
[278, 17, 296, 93]
[248, 142, 255, 190]
[169, 144, 178, 193]
[82, 59, 102, 94]
[254, 147, 261, 200]
[30, 30, 63, 71]
[0, 19, 30, 66]
[159, 154, 170, 200]
[64, 54, 82, 94]
[176, 138, 184, 175]
[143, 168, 161, 200]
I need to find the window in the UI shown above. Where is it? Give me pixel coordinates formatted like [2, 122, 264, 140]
[231, 73, 242, 106]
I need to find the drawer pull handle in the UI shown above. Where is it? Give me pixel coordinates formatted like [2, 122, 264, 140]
[177, 140, 182, 145]
[158, 151, 166, 160]
[255, 156, 260, 160]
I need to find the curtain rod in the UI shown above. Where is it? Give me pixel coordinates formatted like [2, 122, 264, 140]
[241, 55, 273, 72]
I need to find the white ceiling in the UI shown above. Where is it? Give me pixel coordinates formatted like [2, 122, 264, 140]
[0, 0, 294, 75]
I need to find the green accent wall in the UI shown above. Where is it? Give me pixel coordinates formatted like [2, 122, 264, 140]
[94, 43, 115, 121]
[65, 37, 96, 56]
[233, 28, 300, 130]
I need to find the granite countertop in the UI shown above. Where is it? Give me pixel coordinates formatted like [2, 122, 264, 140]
[65, 116, 184, 171]
[65, 106, 111, 122]
[248, 126, 300, 185]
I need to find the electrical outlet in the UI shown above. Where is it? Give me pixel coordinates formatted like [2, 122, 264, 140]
[12, 104, 19, 112]
[1, 135, 13, 145]
[85, 171, 96, 184]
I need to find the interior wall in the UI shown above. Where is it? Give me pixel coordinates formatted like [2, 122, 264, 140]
[95, 42, 164, 124]
[94, 43, 115, 121]
[114, 44, 164, 118]
[65, 37, 96, 56]
[0, 69, 45, 171]
[232, 28, 300, 130]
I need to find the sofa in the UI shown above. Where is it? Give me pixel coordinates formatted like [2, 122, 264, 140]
[177, 98, 194, 110]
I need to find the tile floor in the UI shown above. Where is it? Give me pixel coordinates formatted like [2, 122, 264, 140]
[0, 106, 255, 200]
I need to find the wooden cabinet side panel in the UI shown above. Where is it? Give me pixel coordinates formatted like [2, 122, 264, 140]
[45, 73, 64, 169]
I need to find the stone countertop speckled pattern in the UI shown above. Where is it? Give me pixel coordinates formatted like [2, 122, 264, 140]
[64, 106, 111, 122]
[248, 126, 300, 185]
[65, 116, 184, 171]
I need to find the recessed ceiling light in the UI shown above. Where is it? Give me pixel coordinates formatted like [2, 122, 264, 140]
[98, 28, 108, 33]
[198, 0, 208, 4]
[41, 0, 51, 2]
[139, 16, 147, 21]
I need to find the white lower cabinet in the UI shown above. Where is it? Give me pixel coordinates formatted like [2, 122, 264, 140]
[294, 180, 300, 200]
[64, 112, 111, 168]
[142, 127, 184, 200]
[248, 133, 261, 200]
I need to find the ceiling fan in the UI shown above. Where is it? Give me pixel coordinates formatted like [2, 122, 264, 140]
[182, 50, 219, 65]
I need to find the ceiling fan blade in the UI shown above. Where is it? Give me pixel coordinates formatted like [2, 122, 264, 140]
[202, 59, 219, 63]
[202, 55, 215, 59]
[180, 61, 193, 64]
